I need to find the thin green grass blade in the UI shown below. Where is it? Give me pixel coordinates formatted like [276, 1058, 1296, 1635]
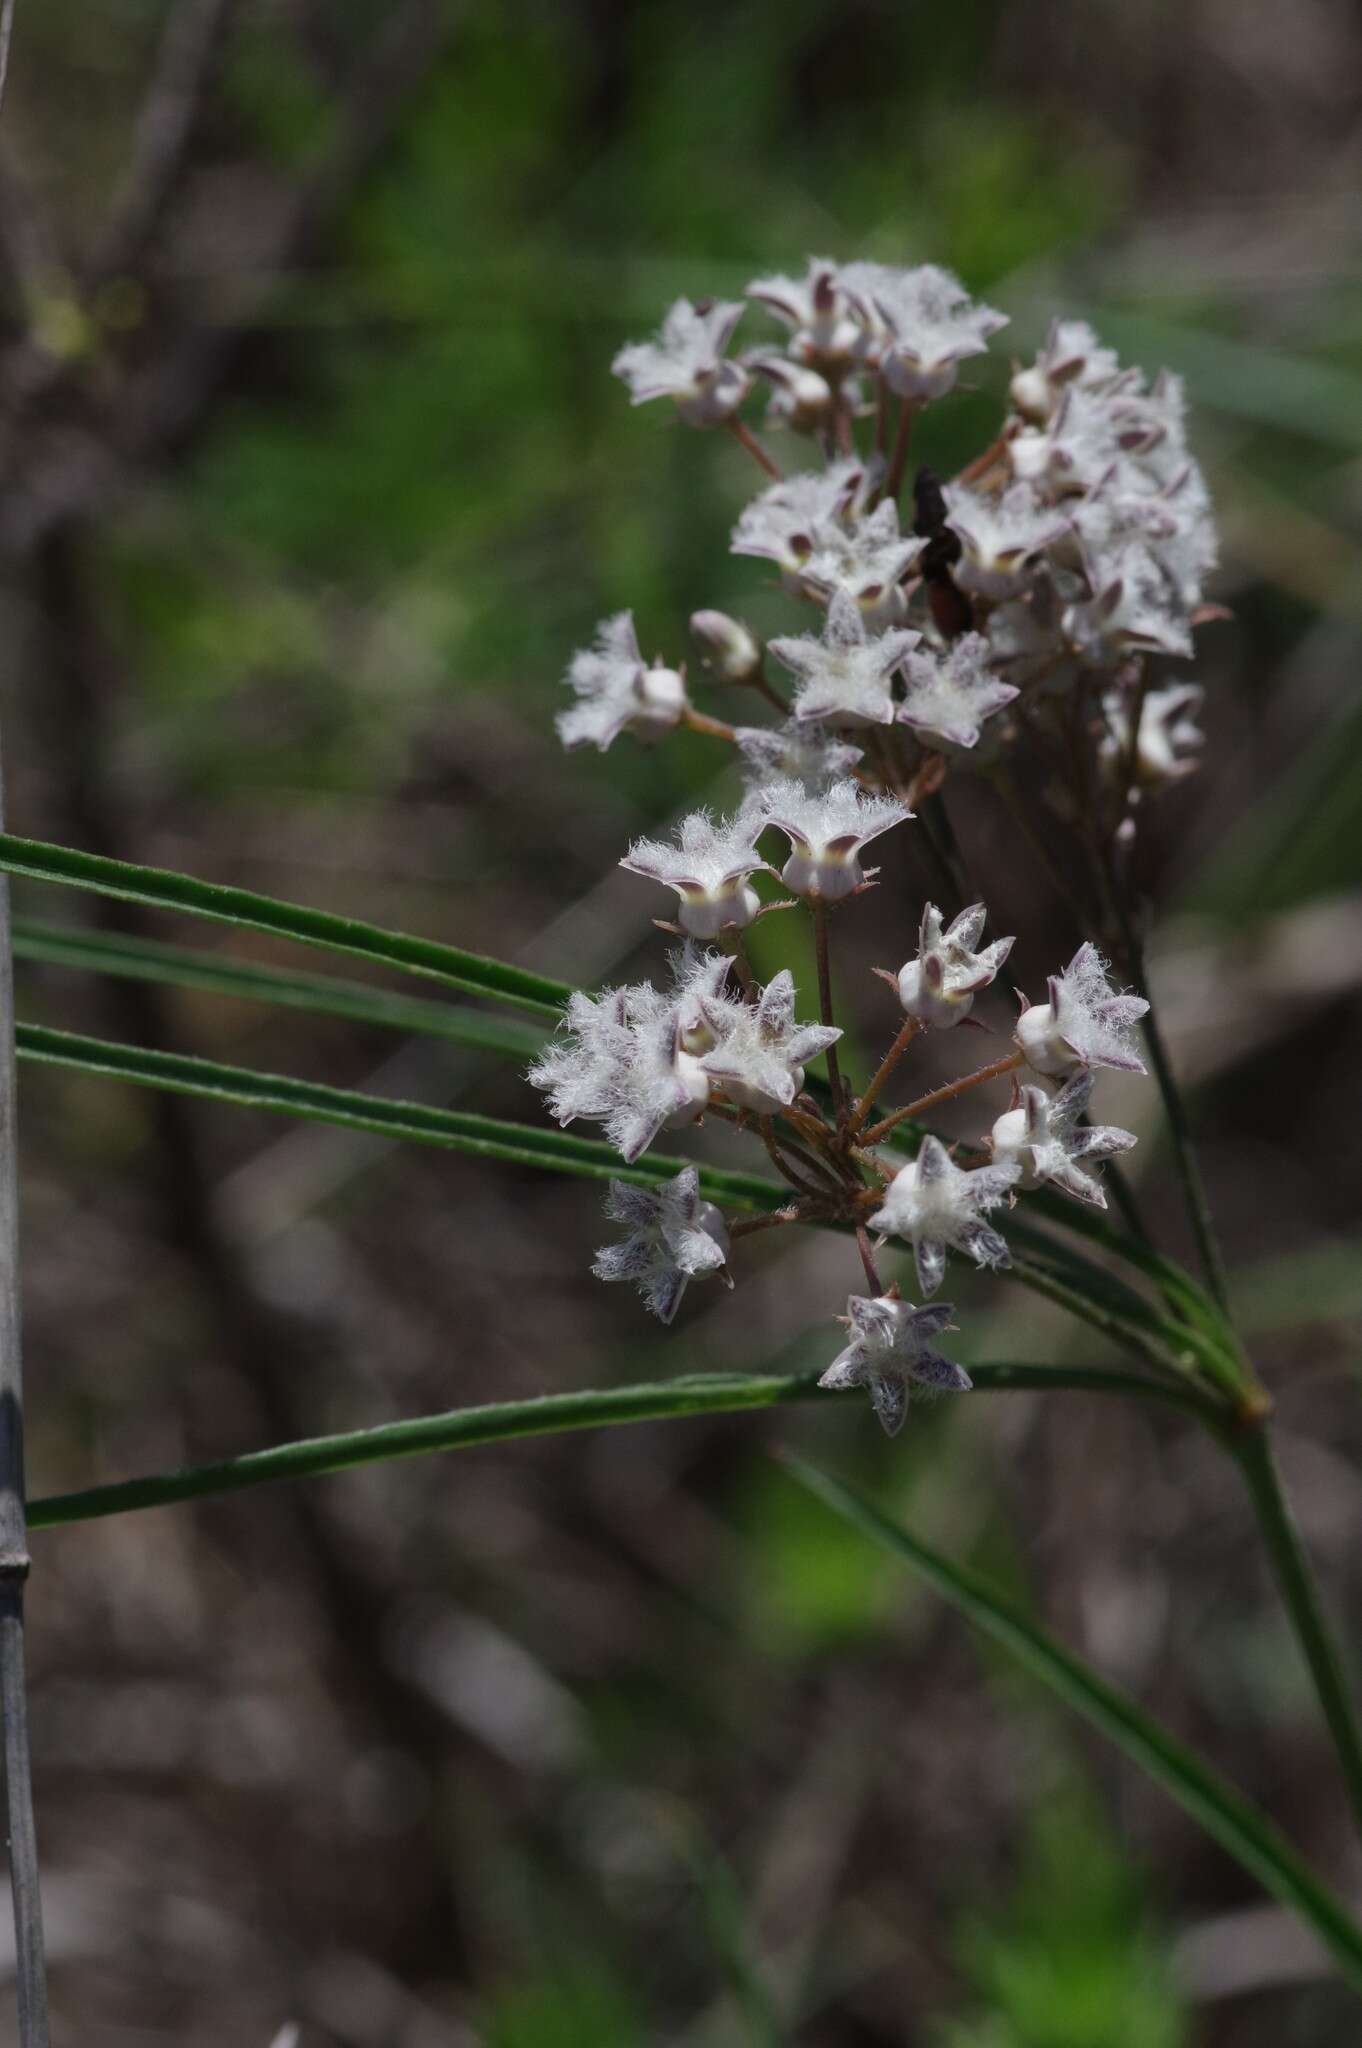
[785, 1456, 1362, 1992]
[26, 1362, 1207, 1532]
[0, 833, 569, 1019]
[13, 918, 549, 1058]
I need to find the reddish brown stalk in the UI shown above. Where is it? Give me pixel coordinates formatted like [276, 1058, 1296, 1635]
[861, 1050, 1025, 1145]
[953, 427, 1011, 487]
[856, 1223, 886, 1295]
[682, 705, 738, 743]
[810, 897, 847, 1126]
[884, 398, 919, 505]
[726, 416, 783, 480]
[730, 1207, 805, 1240]
[848, 1016, 920, 1137]
[758, 1116, 835, 1202]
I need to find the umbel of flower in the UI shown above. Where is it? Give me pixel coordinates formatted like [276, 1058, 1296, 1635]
[871, 1135, 1018, 1297]
[557, 613, 688, 753]
[528, 981, 709, 1164]
[898, 633, 1019, 751]
[819, 1293, 968, 1437]
[758, 775, 910, 901]
[989, 1073, 1137, 1210]
[1099, 681, 1205, 791]
[698, 969, 841, 1114]
[592, 1167, 731, 1323]
[1015, 942, 1149, 1079]
[621, 808, 773, 940]
[612, 297, 750, 427]
[897, 902, 1014, 1028]
[770, 588, 919, 728]
[841, 261, 1007, 400]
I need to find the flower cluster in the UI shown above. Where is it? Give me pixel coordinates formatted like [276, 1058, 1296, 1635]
[532, 254, 1213, 1433]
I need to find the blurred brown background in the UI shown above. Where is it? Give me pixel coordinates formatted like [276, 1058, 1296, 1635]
[2, 0, 1362, 2040]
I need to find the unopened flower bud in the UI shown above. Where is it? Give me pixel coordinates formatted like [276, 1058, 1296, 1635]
[690, 610, 762, 687]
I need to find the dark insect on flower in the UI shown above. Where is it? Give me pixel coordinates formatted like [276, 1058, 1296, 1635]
[913, 465, 973, 640]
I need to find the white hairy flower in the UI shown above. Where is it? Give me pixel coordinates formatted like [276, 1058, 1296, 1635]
[621, 808, 773, 940]
[690, 610, 762, 686]
[818, 1292, 967, 1436]
[989, 1073, 1136, 1210]
[758, 775, 911, 900]
[557, 613, 688, 753]
[1099, 682, 1205, 790]
[731, 460, 870, 591]
[528, 982, 710, 1164]
[735, 720, 865, 796]
[842, 262, 1006, 400]
[746, 258, 865, 372]
[1063, 535, 1194, 664]
[1009, 383, 1125, 498]
[1009, 318, 1123, 424]
[871, 1136, 1017, 1296]
[612, 297, 750, 427]
[1015, 942, 1149, 1078]
[592, 1167, 731, 1323]
[799, 497, 925, 627]
[942, 482, 1069, 601]
[769, 588, 919, 728]
[897, 902, 1014, 1028]
[747, 355, 836, 437]
[699, 969, 842, 1114]
[898, 632, 1018, 750]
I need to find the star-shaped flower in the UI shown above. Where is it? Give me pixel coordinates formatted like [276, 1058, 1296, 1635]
[731, 460, 869, 589]
[1010, 318, 1123, 423]
[1099, 681, 1204, 791]
[989, 1073, 1137, 1210]
[896, 902, 1014, 1028]
[942, 482, 1069, 601]
[770, 588, 920, 728]
[798, 497, 925, 628]
[898, 633, 1018, 750]
[818, 1293, 967, 1436]
[1014, 942, 1149, 1079]
[735, 719, 865, 797]
[757, 775, 910, 900]
[1062, 535, 1194, 663]
[592, 1167, 732, 1323]
[841, 262, 1006, 400]
[621, 807, 774, 940]
[528, 981, 709, 1164]
[612, 297, 750, 427]
[746, 355, 836, 438]
[699, 969, 842, 1114]
[556, 613, 688, 753]
[870, 1136, 1018, 1296]
[746, 258, 865, 372]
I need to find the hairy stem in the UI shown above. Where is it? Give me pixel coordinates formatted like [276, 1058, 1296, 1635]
[810, 897, 847, 1126]
[848, 1015, 919, 1136]
[681, 704, 738, 743]
[861, 1051, 1024, 1145]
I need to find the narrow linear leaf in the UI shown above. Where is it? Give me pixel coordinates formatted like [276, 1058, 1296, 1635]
[0, 832, 570, 1019]
[27, 1363, 1205, 1531]
[14, 1021, 783, 1213]
[785, 1456, 1362, 1991]
[12, 917, 548, 1059]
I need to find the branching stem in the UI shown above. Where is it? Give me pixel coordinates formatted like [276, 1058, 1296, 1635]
[861, 1051, 1024, 1145]
[725, 416, 782, 480]
[848, 1015, 919, 1136]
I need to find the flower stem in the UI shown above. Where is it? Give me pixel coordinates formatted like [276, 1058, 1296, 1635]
[848, 1015, 920, 1137]
[810, 897, 847, 1126]
[884, 398, 918, 505]
[725, 416, 783, 481]
[681, 704, 738, 743]
[861, 1051, 1024, 1145]
[856, 1224, 884, 1294]
[1233, 1425, 1362, 1846]
[0, 746, 49, 2047]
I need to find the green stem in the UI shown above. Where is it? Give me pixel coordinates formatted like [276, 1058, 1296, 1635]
[1233, 1425, 1362, 1846]
[27, 1363, 1205, 1531]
